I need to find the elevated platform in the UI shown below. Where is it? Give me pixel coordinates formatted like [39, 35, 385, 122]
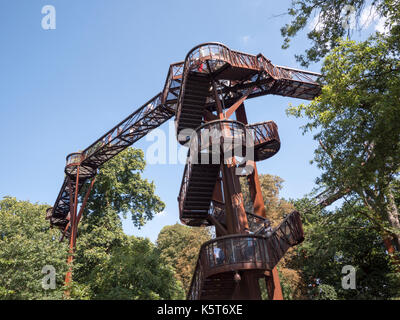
[188, 211, 304, 300]
[175, 43, 321, 142]
[65, 152, 96, 179]
[178, 119, 281, 226]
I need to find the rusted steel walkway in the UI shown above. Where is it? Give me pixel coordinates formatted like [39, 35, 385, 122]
[47, 43, 321, 299]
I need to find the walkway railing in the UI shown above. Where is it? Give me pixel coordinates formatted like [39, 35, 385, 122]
[175, 43, 320, 138]
[187, 210, 304, 299]
[188, 119, 249, 159]
[248, 121, 280, 161]
[178, 158, 193, 222]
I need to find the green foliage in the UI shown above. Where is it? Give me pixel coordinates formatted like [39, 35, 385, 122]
[0, 197, 68, 299]
[309, 284, 338, 300]
[88, 236, 185, 300]
[68, 147, 183, 300]
[240, 174, 295, 223]
[278, 267, 297, 300]
[287, 35, 400, 243]
[281, 0, 400, 298]
[287, 197, 400, 299]
[281, 0, 399, 66]
[156, 223, 212, 294]
[0, 147, 182, 300]
[73, 206, 127, 285]
[82, 147, 165, 228]
[73, 208, 185, 300]
[73, 148, 166, 293]
[248, 175, 400, 299]
[393, 179, 400, 207]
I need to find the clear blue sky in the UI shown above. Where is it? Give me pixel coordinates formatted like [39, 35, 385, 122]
[1, 1, 374, 242]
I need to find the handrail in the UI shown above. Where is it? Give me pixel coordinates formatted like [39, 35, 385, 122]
[65, 153, 82, 166]
[161, 61, 185, 104]
[175, 43, 321, 139]
[178, 119, 282, 223]
[178, 158, 192, 222]
[187, 210, 304, 299]
[188, 119, 247, 157]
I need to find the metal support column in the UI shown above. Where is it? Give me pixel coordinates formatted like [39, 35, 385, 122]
[64, 169, 96, 297]
[235, 103, 284, 300]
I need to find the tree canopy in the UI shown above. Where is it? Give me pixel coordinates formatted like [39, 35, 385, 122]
[0, 197, 68, 299]
[81, 147, 165, 228]
[86, 236, 184, 300]
[287, 34, 400, 253]
[70, 147, 182, 299]
[281, 0, 400, 263]
[0, 147, 183, 300]
[281, 0, 400, 66]
[156, 223, 212, 294]
[285, 197, 400, 299]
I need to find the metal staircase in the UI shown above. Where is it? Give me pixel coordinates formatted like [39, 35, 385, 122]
[176, 74, 211, 138]
[172, 43, 317, 300]
[178, 163, 220, 225]
[178, 119, 281, 227]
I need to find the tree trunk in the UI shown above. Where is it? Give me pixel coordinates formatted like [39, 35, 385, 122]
[387, 188, 400, 250]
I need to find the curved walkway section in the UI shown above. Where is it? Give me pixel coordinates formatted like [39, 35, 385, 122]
[178, 119, 281, 226]
[188, 211, 304, 300]
[175, 42, 321, 143]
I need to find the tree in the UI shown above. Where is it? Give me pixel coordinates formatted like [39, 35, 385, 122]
[0, 197, 68, 299]
[73, 148, 166, 285]
[72, 206, 127, 293]
[287, 36, 400, 253]
[71, 210, 186, 300]
[81, 147, 165, 228]
[281, 0, 399, 66]
[0, 194, 184, 300]
[156, 223, 212, 294]
[67, 147, 184, 299]
[240, 173, 400, 299]
[286, 197, 400, 299]
[279, 0, 400, 288]
[240, 174, 295, 223]
[88, 236, 185, 300]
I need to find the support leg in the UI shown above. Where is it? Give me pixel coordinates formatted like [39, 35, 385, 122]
[64, 166, 80, 297]
[236, 103, 284, 300]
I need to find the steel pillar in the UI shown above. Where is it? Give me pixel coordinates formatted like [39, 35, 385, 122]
[64, 170, 79, 296]
[64, 168, 96, 297]
[211, 82, 260, 299]
[235, 103, 284, 300]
